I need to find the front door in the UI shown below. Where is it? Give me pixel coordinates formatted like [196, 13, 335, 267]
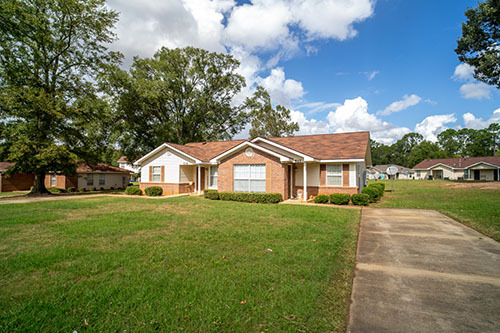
[474, 170, 480, 180]
[494, 169, 499, 181]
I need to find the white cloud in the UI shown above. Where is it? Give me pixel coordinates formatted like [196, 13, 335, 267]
[459, 82, 491, 100]
[258, 68, 304, 106]
[296, 101, 341, 115]
[377, 94, 422, 116]
[414, 114, 457, 142]
[361, 70, 379, 81]
[463, 108, 500, 129]
[452, 63, 474, 81]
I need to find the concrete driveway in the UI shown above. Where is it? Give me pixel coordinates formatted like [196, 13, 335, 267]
[348, 208, 500, 332]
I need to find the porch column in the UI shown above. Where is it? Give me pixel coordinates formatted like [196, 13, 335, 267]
[289, 165, 293, 199]
[303, 162, 307, 201]
[197, 165, 201, 194]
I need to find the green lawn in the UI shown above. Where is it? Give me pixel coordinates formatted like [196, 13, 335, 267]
[371, 180, 500, 241]
[0, 196, 359, 332]
[0, 191, 28, 197]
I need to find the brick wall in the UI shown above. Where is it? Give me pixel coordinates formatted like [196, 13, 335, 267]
[44, 174, 67, 188]
[1, 173, 35, 192]
[139, 182, 194, 195]
[218, 148, 288, 199]
[295, 186, 358, 198]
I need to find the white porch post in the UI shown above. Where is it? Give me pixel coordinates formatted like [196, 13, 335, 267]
[289, 165, 293, 199]
[197, 165, 201, 194]
[303, 162, 307, 201]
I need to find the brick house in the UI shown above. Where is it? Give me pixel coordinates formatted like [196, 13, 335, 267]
[0, 162, 35, 192]
[135, 132, 372, 200]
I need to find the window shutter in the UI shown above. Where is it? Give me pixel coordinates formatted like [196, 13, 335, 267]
[149, 166, 153, 182]
[320, 164, 326, 186]
[161, 166, 165, 183]
[343, 164, 349, 187]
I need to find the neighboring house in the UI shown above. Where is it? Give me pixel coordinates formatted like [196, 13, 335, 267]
[135, 131, 372, 200]
[367, 164, 414, 180]
[117, 156, 140, 173]
[412, 156, 500, 181]
[45, 163, 132, 190]
[0, 162, 35, 192]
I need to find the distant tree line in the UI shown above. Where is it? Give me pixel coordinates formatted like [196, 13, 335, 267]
[371, 123, 500, 168]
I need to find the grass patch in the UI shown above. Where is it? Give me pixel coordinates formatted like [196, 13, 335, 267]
[0, 191, 28, 197]
[371, 180, 500, 241]
[0, 196, 359, 332]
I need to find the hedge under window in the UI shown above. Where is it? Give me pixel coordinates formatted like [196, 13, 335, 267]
[152, 166, 161, 182]
[234, 164, 266, 192]
[326, 165, 342, 186]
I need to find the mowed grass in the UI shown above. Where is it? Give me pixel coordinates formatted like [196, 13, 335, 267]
[0, 191, 28, 197]
[371, 180, 500, 241]
[0, 196, 359, 332]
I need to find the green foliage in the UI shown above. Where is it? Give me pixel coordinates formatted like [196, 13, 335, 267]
[67, 187, 76, 193]
[204, 189, 220, 200]
[0, 0, 121, 194]
[361, 187, 379, 203]
[218, 192, 283, 204]
[351, 193, 370, 206]
[105, 46, 247, 159]
[47, 187, 66, 194]
[313, 195, 329, 204]
[245, 86, 299, 138]
[144, 186, 163, 196]
[369, 183, 385, 195]
[329, 193, 351, 205]
[125, 187, 142, 196]
[456, 0, 500, 88]
[367, 184, 383, 199]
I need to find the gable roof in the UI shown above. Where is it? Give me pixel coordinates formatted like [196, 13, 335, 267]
[413, 156, 500, 170]
[370, 164, 414, 173]
[167, 140, 246, 162]
[0, 162, 15, 173]
[117, 156, 128, 163]
[76, 163, 131, 174]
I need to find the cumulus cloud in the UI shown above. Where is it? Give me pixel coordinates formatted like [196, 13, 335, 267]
[463, 108, 500, 129]
[452, 63, 491, 100]
[414, 114, 457, 142]
[257, 68, 304, 106]
[377, 94, 422, 116]
[459, 82, 491, 100]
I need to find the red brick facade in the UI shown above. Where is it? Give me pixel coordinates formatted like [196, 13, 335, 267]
[217, 148, 289, 199]
[295, 186, 359, 198]
[44, 174, 78, 189]
[0, 173, 35, 192]
[140, 182, 194, 195]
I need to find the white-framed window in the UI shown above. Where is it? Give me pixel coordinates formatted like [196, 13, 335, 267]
[99, 174, 105, 186]
[50, 174, 56, 187]
[234, 164, 266, 192]
[416, 170, 421, 177]
[86, 174, 94, 186]
[152, 166, 161, 182]
[209, 166, 218, 188]
[326, 165, 342, 186]
[122, 176, 126, 186]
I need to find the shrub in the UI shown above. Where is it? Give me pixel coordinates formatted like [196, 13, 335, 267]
[125, 187, 142, 196]
[145, 186, 163, 196]
[314, 195, 329, 204]
[361, 186, 380, 203]
[80, 188, 87, 192]
[329, 193, 351, 205]
[48, 187, 66, 193]
[204, 189, 219, 200]
[67, 187, 76, 193]
[370, 182, 385, 194]
[351, 193, 370, 206]
[92, 187, 97, 192]
[218, 191, 282, 204]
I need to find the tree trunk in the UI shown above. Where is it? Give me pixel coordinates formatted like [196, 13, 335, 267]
[28, 173, 51, 196]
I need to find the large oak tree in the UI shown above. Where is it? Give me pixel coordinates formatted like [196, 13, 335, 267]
[0, 0, 121, 194]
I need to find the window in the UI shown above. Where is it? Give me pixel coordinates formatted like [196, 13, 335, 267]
[326, 165, 342, 186]
[152, 166, 161, 182]
[99, 174, 105, 186]
[122, 176, 126, 186]
[50, 174, 56, 187]
[416, 170, 421, 177]
[234, 164, 265, 192]
[209, 166, 218, 188]
[86, 174, 94, 186]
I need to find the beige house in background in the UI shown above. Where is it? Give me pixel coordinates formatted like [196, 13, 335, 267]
[367, 164, 414, 180]
[412, 156, 500, 181]
[134, 132, 372, 200]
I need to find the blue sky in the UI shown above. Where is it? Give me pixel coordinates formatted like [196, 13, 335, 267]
[107, 0, 500, 144]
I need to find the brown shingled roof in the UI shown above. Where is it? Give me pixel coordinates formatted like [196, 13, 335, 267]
[267, 131, 370, 160]
[167, 140, 246, 161]
[413, 156, 500, 169]
[76, 163, 131, 174]
[117, 156, 128, 163]
[0, 162, 15, 172]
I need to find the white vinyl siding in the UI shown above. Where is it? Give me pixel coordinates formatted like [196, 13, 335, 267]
[209, 166, 218, 188]
[152, 166, 161, 182]
[234, 164, 266, 192]
[326, 165, 342, 186]
[349, 163, 356, 187]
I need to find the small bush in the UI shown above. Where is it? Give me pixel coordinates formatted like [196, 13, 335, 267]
[48, 187, 66, 193]
[92, 187, 97, 192]
[370, 182, 385, 194]
[145, 186, 163, 196]
[125, 187, 142, 195]
[361, 186, 380, 203]
[67, 187, 76, 193]
[80, 188, 87, 192]
[218, 191, 282, 204]
[329, 193, 351, 205]
[314, 195, 329, 204]
[204, 189, 219, 200]
[352, 193, 370, 206]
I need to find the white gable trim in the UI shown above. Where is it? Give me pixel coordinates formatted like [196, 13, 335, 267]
[414, 163, 459, 171]
[210, 141, 291, 163]
[135, 143, 201, 165]
[319, 159, 365, 163]
[251, 137, 315, 161]
[464, 161, 500, 169]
